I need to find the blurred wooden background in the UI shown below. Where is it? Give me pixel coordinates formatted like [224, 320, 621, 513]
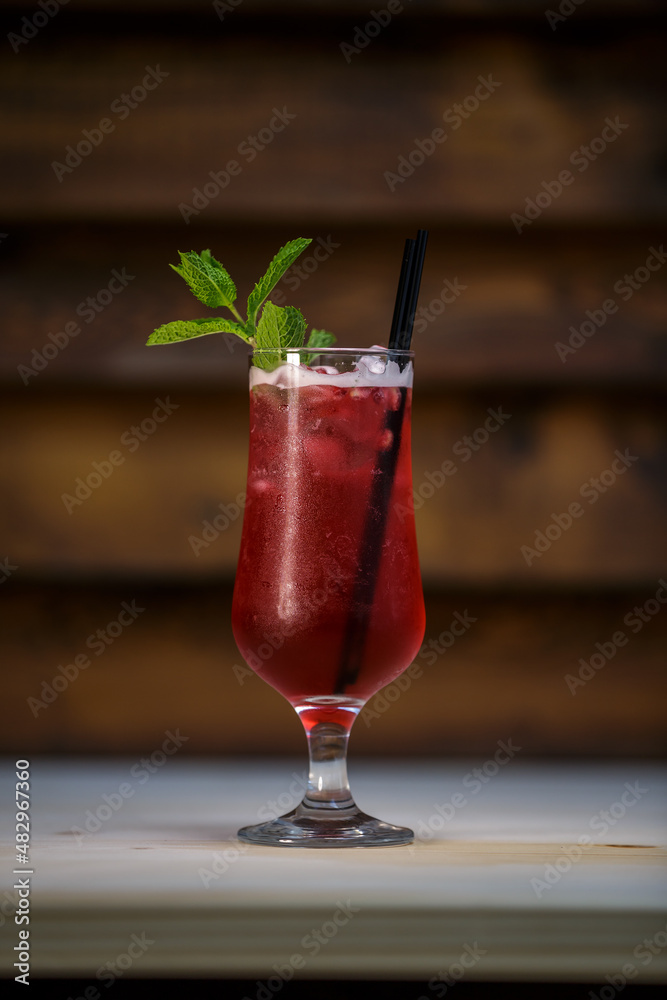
[1, 1, 666, 758]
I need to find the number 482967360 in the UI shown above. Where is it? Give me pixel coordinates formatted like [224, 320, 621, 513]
[15, 761, 30, 864]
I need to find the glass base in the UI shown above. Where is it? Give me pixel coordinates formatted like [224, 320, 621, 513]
[237, 801, 414, 847]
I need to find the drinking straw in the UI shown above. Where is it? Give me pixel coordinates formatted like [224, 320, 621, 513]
[389, 229, 428, 352]
[335, 230, 428, 693]
[388, 237, 416, 350]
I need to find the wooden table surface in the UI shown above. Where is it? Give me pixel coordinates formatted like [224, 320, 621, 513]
[1, 758, 666, 982]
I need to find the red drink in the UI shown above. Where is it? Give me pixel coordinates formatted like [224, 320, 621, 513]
[232, 355, 425, 727]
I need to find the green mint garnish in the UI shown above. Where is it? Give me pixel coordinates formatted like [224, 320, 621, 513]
[246, 238, 311, 328]
[147, 238, 335, 368]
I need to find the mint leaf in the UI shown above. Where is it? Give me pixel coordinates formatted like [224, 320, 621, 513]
[148, 239, 336, 357]
[305, 329, 335, 350]
[147, 317, 250, 346]
[303, 328, 336, 364]
[170, 251, 237, 310]
[247, 238, 311, 328]
[254, 303, 307, 368]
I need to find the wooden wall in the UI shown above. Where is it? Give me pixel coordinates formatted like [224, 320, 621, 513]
[1, 2, 666, 757]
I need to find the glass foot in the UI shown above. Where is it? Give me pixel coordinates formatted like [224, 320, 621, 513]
[238, 801, 414, 848]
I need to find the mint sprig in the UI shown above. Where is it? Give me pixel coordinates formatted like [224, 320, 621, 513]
[247, 238, 311, 328]
[147, 238, 335, 366]
[170, 249, 239, 312]
[150, 317, 250, 344]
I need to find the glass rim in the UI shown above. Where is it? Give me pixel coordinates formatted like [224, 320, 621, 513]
[249, 346, 415, 358]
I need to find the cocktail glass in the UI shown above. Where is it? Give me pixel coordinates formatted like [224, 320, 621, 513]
[232, 347, 425, 846]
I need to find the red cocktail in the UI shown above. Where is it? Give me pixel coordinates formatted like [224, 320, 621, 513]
[233, 348, 425, 846]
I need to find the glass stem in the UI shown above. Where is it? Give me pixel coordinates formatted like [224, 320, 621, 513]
[301, 722, 356, 812]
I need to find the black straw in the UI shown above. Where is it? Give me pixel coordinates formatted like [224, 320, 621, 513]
[335, 230, 428, 693]
[402, 229, 428, 349]
[388, 238, 416, 350]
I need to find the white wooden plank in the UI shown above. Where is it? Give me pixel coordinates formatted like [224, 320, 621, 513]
[1, 760, 665, 980]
